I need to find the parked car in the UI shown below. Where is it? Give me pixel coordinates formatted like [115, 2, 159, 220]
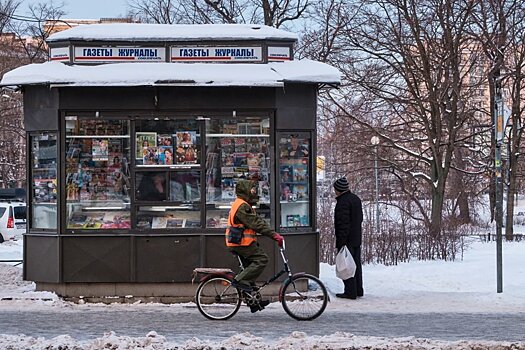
[0, 188, 27, 243]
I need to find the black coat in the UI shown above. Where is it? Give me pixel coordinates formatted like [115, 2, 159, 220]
[334, 190, 363, 249]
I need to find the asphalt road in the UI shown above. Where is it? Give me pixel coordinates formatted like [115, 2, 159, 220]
[1, 306, 524, 343]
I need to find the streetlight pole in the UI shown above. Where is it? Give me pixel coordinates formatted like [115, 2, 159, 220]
[371, 136, 380, 234]
[494, 74, 504, 293]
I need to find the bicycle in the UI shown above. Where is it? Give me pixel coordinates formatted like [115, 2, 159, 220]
[194, 240, 329, 321]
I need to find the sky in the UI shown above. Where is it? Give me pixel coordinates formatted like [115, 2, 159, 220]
[22, 0, 129, 19]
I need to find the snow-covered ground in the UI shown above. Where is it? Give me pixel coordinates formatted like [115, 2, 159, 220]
[1, 235, 524, 349]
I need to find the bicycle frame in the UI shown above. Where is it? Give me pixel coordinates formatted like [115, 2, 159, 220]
[235, 241, 296, 292]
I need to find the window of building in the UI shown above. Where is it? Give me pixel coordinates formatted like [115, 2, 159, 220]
[65, 118, 131, 230]
[31, 132, 58, 229]
[134, 119, 202, 229]
[278, 133, 311, 228]
[61, 115, 278, 231]
[205, 117, 271, 228]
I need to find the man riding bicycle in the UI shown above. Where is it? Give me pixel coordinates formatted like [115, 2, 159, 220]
[225, 179, 284, 313]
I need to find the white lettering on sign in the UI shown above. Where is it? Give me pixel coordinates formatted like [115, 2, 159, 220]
[171, 46, 262, 62]
[268, 46, 291, 61]
[74, 47, 165, 62]
[49, 47, 70, 61]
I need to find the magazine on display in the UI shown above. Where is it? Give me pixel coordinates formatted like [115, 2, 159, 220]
[136, 132, 157, 159]
[221, 178, 236, 200]
[185, 219, 201, 228]
[166, 218, 185, 228]
[101, 212, 131, 229]
[280, 165, 293, 183]
[92, 139, 109, 161]
[293, 184, 308, 200]
[175, 131, 198, 164]
[151, 217, 168, 229]
[293, 164, 307, 182]
[234, 137, 247, 152]
[158, 146, 174, 165]
[158, 134, 173, 147]
[142, 147, 159, 165]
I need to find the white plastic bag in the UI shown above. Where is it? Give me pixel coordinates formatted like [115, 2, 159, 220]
[335, 245, 357, 280]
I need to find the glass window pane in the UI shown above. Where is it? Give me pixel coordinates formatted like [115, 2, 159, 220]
[279, 134, 310, 228]
[65, 118, 131, 230]
[170, 171, 201, 202]
[136, 205, 201, 229]
[31, 133, 57, 229]
[205, 117, 270, 227]
[136, 171, 168, 201]
[135, 119, 200, 167]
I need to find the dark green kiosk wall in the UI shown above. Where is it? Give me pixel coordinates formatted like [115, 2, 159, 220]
[23, 84, 319, 286]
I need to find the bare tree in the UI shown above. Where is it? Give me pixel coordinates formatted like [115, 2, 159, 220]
[7, 1, 66, 62]
[502, 2, 525, 239]
[323, 0, 484, 238]
[0, 1, 65, 188]
[0, 0, 20, 34]
[127, 0, 309, 28]
[470, 0, 525, 240]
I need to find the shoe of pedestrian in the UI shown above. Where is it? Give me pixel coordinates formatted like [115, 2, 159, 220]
[231, 279, 253, 292]
[250, 300, 270, 313]
[336, 293, 356, 299]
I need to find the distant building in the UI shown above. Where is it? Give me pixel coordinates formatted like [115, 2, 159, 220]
[44, 18, 135, 35]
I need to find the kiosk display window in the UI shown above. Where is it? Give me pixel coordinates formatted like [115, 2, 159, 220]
[279, 134, 310, 228]
[31, 132, 58, 229]
[205, 117, 271, 228]
[134, 119, 202, 229]
[65, 118, 131, 230]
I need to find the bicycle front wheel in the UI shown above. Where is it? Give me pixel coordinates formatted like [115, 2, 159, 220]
[281, 274, 328, 321]
[196, 276, 241, 320]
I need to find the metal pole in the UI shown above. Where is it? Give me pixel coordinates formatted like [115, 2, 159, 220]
[374, 149, 380, 234]
[494, 74, 504, 293]
[370, 136, 380, 234]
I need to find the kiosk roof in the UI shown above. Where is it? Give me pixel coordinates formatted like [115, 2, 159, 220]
[47, 23, 298, 43]
[1, 60, 340, 88]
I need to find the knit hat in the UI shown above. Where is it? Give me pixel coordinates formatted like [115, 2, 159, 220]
[333, 177, 350, 192]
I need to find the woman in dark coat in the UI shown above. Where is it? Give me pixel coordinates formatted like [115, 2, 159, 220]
[333, 176, 364, 299]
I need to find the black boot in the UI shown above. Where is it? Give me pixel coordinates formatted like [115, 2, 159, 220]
[250, 300, 270, 313]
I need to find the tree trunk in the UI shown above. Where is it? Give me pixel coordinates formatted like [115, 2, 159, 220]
[505, 90, 521, 241]
[430, 186, 445, 238]
[452, 148, 471, 224]
[505, 170, 516, 240]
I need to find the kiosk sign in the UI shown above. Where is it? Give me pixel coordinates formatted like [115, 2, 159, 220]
[171, 46, 262, 62]
[268, 46, 291, 61]
[50, 47, 70, 61]
[74, 47, 165, 62]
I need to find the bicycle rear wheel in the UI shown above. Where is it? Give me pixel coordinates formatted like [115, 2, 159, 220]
[196, 276, 241, 320]
[281, 274, 328, 321]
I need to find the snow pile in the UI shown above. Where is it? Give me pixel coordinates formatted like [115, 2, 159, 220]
[0, 60, 341, 87]
[0, 331, 523, 349]
[0, 263, 29, 288]
[47, 23, 298, 42]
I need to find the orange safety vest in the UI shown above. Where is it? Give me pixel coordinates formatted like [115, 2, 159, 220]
[225, 198, 257, 247]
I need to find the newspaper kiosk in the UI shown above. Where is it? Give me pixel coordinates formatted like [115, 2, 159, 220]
[1, 23, 340, 299]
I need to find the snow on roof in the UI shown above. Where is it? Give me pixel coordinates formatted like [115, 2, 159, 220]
[0, 60, 341, 88]
[47, 23, 298, 43]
